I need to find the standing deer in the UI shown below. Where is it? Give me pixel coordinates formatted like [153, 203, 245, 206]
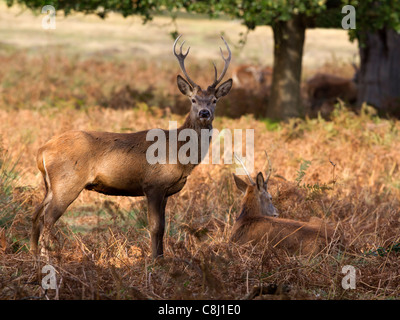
[31, 35, 233, 259]
[231, 165, 340, 255]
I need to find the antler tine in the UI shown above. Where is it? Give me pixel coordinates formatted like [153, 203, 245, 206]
[234, 153, 255, 185]
[209, 36, 232, 88]
[264, 151, 272, 185]
[173, 35, 199, 88]
[212, 62, 218, 84]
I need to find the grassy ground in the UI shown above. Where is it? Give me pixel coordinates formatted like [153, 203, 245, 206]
[1, 4, 399, 300]
[1, 103, 400, 300]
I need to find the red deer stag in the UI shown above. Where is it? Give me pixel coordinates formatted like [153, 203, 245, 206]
[31, 35, 233, 259]
[231, 162, 340, 255]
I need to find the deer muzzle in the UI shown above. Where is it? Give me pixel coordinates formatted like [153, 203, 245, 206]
[199, 109, 211, 119]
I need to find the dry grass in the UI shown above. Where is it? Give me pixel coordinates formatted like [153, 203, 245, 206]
[1, 82, 400, 299]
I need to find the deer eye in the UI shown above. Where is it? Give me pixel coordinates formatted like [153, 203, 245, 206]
[191, 99, 196, 104]
[213, 99, 217, 104]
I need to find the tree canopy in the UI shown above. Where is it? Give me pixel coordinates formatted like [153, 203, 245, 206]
[346, 0, 400, 42]
[8, 0, 400, 46]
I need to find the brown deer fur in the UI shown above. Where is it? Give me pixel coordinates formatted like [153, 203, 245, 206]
[306, 73, 358, 112]
[231, 173, 340, 255]
[232, 64, 272, 89]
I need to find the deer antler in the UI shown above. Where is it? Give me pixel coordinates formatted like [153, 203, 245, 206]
[173, 35, 199, 89]
[234, 153, 255, 185]
[209, 36, 232, 89]
[264, 151, 272, 185]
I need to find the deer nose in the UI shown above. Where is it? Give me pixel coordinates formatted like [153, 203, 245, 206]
[269, 204, 279, 217]
[199, 109, 211, 119]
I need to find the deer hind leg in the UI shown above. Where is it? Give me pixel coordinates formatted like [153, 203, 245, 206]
[39, 189, 84, 258]
[34, 152, 89, 258]
[30, 192, 51, 255]
[37, 175, 86, 258]
[31, 166, 52, 256]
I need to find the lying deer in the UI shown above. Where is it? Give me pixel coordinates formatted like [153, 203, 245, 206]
[231, 166, 340, 255]
[232, 64, 272, 89]
[31, 35, 233, 259]
[306, 63, 359, 113]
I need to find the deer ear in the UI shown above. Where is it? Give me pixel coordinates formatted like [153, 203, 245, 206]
[215, 79, 232, 98]
[233, 173, 248, 194]
[177, 75, 193, 96]
[256, 172, 264, 191]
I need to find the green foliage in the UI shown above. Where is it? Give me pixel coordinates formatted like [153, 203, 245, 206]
[162, 0, 400, 37]
[162, 0, 330, 29]
[5, 0, 159, 21]
[295, 159, 333, 199]
[261, 118, 282, 131]
[345, 0, 400, 42]
[0, 146, 21, 229]
[364, 242, 400, 257]
[295, 159, 312, 186]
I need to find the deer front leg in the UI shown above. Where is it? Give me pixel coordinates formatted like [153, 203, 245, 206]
[146, 191, 167, 259]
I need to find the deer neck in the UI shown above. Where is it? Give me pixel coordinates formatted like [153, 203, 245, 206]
[237, 190, 262, 220]
[177, 113, 213, 147]
[179, 113, 213, 132]
[167, 113, 213, 169]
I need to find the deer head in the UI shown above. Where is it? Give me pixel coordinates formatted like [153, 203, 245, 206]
[173, 35, 233, 128]
[233, 171, 278, 218]
[233, 152, 278, 217]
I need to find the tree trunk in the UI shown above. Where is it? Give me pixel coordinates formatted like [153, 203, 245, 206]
[357, 28, 400, 117]
[267, 15, 306, 120]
